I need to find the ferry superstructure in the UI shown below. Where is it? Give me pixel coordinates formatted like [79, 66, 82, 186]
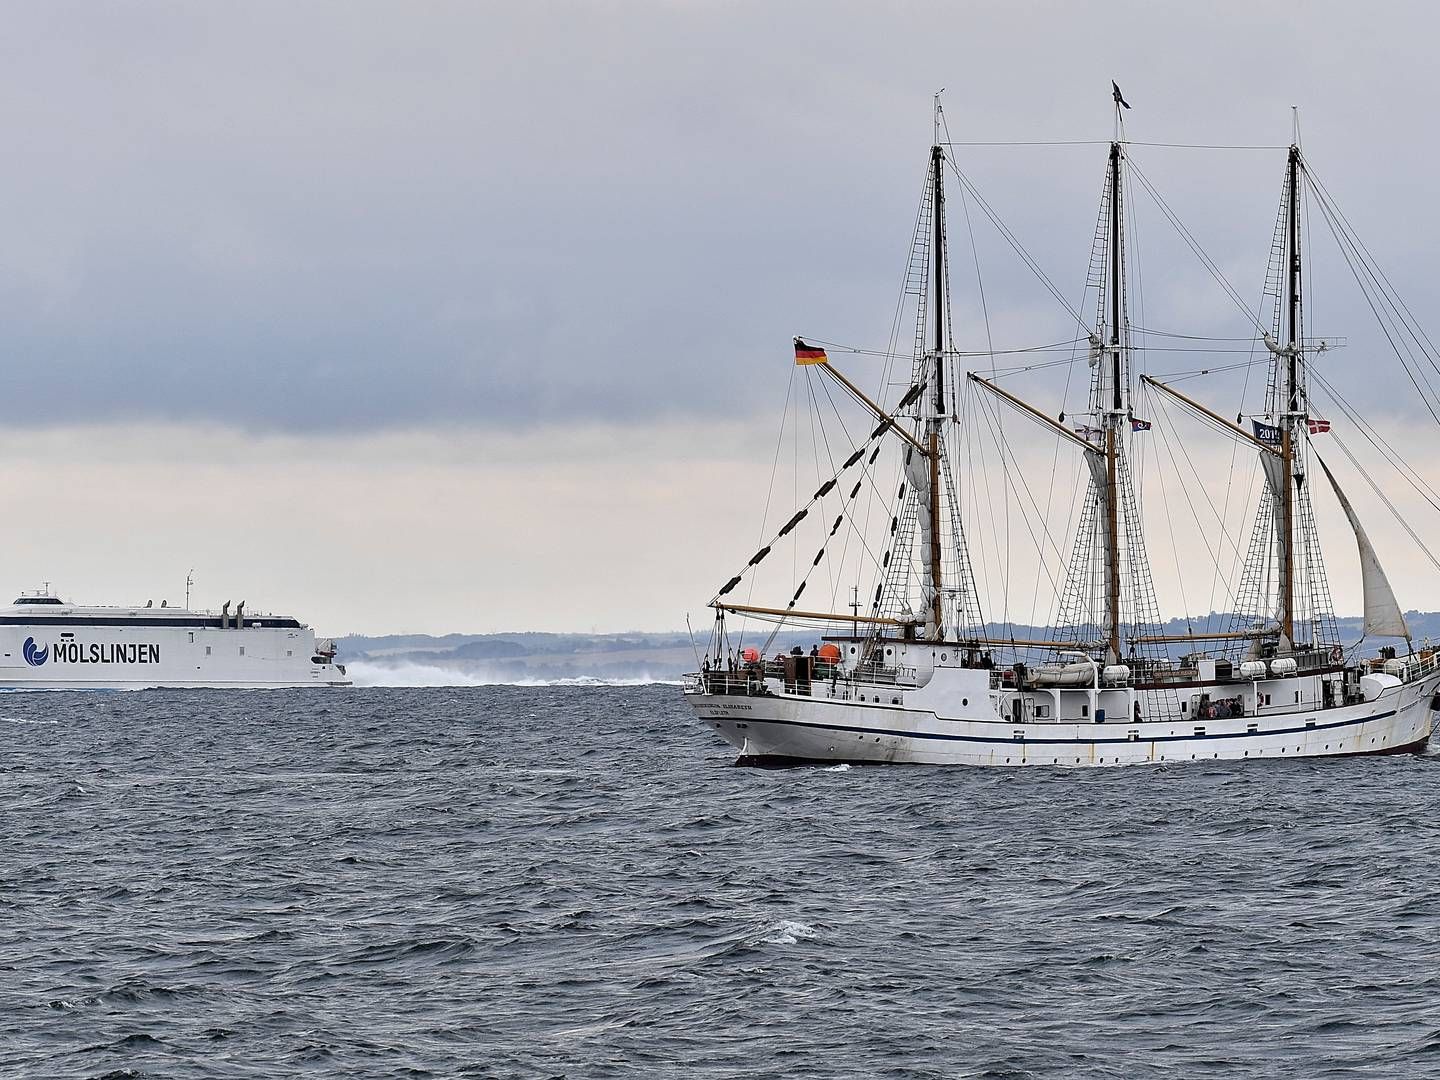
[685, 92, 1440, 766]
[0, 591, 350, 689]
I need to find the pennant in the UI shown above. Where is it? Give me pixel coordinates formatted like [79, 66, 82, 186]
[1252, 420, 1282, 445]
[1112, 81, 1131, 110]
[793, 338, 828, 365]
[1130, 417, 1152, 432]
[1307, 418, 1332, 434]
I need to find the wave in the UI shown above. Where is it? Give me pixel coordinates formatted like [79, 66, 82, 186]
[759, 920, 819, 945]
[345, 661, 681, 688]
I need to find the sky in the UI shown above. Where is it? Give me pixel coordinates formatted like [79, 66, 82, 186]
[5, 1, 1440, 635]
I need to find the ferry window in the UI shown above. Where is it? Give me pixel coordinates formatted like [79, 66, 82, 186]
[239, 646, 245, 656]
[205, 646, 211, 656]
[189, 632, 194, 643]
[286, 650, 292, 657]
[1081, 705, 1089, 717]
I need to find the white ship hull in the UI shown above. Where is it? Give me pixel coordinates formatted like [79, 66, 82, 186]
[0, 597, 350, 690]
[686, 664, 1439, 767]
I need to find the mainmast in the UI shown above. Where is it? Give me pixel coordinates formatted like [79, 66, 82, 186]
[1102, 140, 1125, 664]
[926, 142, 946, 640]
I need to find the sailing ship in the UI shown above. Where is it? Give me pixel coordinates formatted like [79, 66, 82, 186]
[684, 95, 1440, 766]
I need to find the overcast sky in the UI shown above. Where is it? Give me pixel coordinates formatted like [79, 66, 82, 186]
[5, 1, 1440, 634]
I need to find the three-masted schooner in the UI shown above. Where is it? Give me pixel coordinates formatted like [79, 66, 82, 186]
[685, 94, 1440, 766]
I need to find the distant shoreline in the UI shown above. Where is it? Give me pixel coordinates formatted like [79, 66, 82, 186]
[336, 614, 1434, 684]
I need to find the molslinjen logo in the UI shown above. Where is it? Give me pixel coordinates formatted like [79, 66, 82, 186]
[24, 637, 160, 666]
[22, 637, 47, 667]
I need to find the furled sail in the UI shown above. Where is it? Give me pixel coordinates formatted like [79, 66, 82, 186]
[904, 447, 937, 636]
[1316, 455, 1410, 640]
[1257, 451, 1291, 634]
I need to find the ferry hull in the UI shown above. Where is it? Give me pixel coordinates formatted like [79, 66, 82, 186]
[0, 618, 349, 690]
[686, 675, 1438, 767]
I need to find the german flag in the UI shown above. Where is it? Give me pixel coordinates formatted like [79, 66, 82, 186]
[794, 338, 828, 365]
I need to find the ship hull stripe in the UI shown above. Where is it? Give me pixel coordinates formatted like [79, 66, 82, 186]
[696, 703, 1400, 745]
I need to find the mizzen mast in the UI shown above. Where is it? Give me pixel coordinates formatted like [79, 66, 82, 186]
[1278, 142, 1302, 648]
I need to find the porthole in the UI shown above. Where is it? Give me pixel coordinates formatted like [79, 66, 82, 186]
[962, 697, 968, 706]
[940, 653, 947, 662]
[885, 648, 893, 657]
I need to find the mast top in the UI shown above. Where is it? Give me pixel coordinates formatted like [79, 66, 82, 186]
[1111, 80, 1131, 141]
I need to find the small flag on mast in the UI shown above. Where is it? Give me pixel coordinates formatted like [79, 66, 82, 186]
[1112, 81, 1131, 110]
[794, 338, 828, 365]
[1130, 417, 1151, 432]
[1307, 418, 1332, 434]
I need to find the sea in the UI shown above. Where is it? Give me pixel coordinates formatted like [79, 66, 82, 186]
[4, 683, 1440, 1079]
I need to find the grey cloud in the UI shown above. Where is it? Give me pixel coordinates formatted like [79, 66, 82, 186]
[0, 1, 1433, 433]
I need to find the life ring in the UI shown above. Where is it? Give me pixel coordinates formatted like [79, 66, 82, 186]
[1330, 645, 1344, 663]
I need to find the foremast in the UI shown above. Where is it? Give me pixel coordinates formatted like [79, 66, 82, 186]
[922, 142, 947, 640]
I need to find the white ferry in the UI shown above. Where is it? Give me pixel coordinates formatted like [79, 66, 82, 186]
[0, 589, 350, 690]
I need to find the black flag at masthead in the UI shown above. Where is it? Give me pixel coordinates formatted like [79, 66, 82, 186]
[1112, 81, 1131, 109]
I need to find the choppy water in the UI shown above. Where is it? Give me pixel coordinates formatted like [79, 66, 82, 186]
[4, 685, 1440, 1078]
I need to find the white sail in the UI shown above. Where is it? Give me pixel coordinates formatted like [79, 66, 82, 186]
[1316, 455, 1410, 640]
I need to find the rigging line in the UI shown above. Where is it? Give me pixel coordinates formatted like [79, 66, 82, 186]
[1303, 163, 1440, 378]
[1212, 274, 1269, 635]
[1306, 199, 1440, 429]
[803, 335, 1090, 360]
[943, 156, 1094, 336]
[1127, 140, 1289, 151]
[1149, 392, 1251, 569]
[1302, 170, 1439, 395]
[813, 371, 893, 578]
[739, 364, 798, 644]
[1131, 327, 1268, 341]
[1330, 432, 1440, 576]
[940, 139, 1112, 147]
[1150, 396, 1242, 609]
[1308, 183, 1440, 427]
[1123, 155, 1269, 337]
[1309, 369, 1440, 517]
[973, 387, 1071, 594]
[1158, 357, 1274, 381]
[964, 386, 1010, 639]
[804, 371, 835, 603]
[947, 108, 1009, 624]
[1142, 383, 1193, 629]
[939, 140, 1289, 149]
